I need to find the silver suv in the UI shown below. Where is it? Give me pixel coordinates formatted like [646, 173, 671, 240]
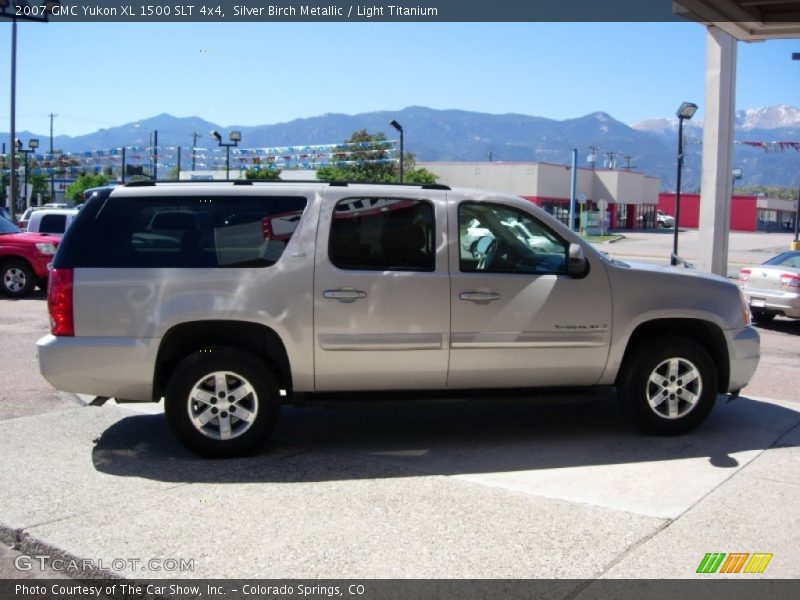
[37, 181, 760, 457]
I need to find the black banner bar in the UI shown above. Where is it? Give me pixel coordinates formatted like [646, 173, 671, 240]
[4, 0, 688, 23]
[3, 579, 800, 600]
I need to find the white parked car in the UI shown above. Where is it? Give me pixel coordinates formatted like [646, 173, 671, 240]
[738, 250, 800, 322]
[657, 210, 676, 228]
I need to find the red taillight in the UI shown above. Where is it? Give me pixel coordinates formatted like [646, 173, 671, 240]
[780, 273, 800, 289]
[48, 268, 74, 336]
[738, 268, 751, 283]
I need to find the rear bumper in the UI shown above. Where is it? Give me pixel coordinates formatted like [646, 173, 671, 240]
[724, 326, 760, 392]
[744, 289, 800, 318]
[36, 334, 158, 402]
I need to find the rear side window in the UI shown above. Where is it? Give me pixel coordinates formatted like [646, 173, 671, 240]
[59, 195, 307, 268]
[329, 198, 435, 271]
[38, 214, 67, 234]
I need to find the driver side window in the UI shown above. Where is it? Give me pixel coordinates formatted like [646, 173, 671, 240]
[458, 202, 568, 275]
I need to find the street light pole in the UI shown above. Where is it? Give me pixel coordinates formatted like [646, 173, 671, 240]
[9, 17, 17, 221]
[1, 1, 60, 222]
[792, 54, 800, 247]
[389, 119, 404, 182]
[671, 101, 698, 266]
[16, 138, 38, 210]
[210, 130, 241, 179]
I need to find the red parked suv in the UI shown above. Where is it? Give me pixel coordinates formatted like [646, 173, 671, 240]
[0, 216, 59, 298]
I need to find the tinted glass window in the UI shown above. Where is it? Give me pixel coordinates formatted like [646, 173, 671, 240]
[329, 198, 435, 271]
[0, 216, 20, 234]
[459, 202, 568, 274]
[67, 195, 306, 268]
[39, 214, 67, 234]
[765, 251, 800, 269]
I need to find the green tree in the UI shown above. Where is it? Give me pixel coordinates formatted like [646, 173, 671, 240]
[31, 172, 50, 203]
[734, 185, 798, 200]
[245, 167, 282, 181]
[65, 173, 109, 203]
[317, 129, 437, 184]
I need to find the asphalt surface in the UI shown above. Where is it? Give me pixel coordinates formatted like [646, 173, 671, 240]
[0, 232, 798, 583]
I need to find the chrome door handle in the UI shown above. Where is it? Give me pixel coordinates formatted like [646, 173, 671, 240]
[459, 292, 501, 302]
[323, 289, 368, 301]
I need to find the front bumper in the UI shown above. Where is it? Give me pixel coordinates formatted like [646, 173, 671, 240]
[724, 326, 760, 392]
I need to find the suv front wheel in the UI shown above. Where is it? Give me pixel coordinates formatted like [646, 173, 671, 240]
[164, 347, 280, 458]
[618, 336, 718, 435]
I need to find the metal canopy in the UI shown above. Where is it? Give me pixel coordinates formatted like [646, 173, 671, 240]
[674, 0, 800, 40]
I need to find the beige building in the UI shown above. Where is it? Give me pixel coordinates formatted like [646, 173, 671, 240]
[419, 161, 660, 230]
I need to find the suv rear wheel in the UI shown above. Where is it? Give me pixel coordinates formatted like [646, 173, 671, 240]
[1, 258, 35, 298]
[618, 336, 718, 435]
[164, 347, 280, 458]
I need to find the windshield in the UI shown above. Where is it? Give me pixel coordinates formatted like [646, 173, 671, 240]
[0, 216, 21, 235]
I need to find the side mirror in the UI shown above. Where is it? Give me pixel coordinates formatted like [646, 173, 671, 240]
[568, 243, 588, 277]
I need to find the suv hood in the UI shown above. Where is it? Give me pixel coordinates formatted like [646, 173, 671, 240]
[623, 259, 731, 284]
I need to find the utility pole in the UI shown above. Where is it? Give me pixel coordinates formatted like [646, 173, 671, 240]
[605, 151, 617, 170]
[191, 132, 201, 171]
[623, 155, 634, 172]
[588, 146, 599, 170]
[49, 113, 56, 202]
[153, 130, 158, 180]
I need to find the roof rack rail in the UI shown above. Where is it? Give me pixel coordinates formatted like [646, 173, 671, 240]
[318, 180, 451, 190]
[120, 179, 451, 190]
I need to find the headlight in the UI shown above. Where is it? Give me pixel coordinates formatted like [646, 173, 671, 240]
[35, 243, 57, 255]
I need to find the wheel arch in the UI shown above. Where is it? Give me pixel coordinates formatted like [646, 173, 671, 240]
[154, 320, 292, 401]
[617, 318, 730, 393]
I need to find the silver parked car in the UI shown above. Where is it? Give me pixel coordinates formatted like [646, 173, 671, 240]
[738, 250, 800, 322]
[37, 181, 760, 457]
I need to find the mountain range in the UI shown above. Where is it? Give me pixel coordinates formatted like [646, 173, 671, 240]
[4, 105, 800, 190]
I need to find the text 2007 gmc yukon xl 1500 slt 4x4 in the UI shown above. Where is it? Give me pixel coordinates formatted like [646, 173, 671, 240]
[37, 181, 760, 457]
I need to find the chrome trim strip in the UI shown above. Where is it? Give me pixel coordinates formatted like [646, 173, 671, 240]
[319, 333, 444, 351]
[450, 331, 607, 349]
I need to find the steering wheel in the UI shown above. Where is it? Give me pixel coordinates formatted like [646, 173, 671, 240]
[476, 237, 499, 270]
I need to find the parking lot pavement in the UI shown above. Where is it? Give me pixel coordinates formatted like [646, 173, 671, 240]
[0, 291, 76, 422]
[591, 230, 796, 278]
[1, 393, 798, 579]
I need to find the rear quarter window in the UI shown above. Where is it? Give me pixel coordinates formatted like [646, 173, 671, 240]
[54, 195, 307, 268]
[37, 214, 68, 234]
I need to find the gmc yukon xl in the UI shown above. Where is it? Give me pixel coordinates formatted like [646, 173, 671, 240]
[37, 181, 760, 457]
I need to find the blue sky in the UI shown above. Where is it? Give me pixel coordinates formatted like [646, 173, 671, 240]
[1, 21, 798, 137]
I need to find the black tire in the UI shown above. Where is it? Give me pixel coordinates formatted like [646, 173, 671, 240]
[618, 336, 718, 435]
[164, 347, 281, 458]
[1, 258, 36, 298]
[751, 309, 776, 323]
